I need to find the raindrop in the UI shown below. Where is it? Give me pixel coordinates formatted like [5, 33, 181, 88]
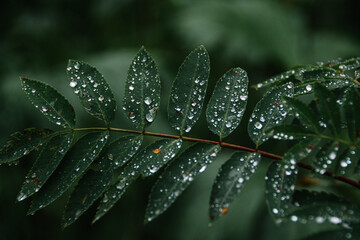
[98, 95, 104, 102]
[272, 208, 279, 214]
[199, 165, 207, 173]
[69, 81, 77, 88]
[144, 97, 152, 105]
[255, 122, 263, 129]
[129, 85, 134, 91]
[225, 122, 232, 128]
[240, 95, 247, 101]
[305, 85, 312, 91]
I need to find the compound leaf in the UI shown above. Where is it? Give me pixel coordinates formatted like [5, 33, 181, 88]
[206, 68, 248, 139]
[62, 135, 143, 227]
[21, 78, 76, 128]
[248, 83, 294, 147]
[168, 46, 210, 134]
[67, 60, 116, 125]
[145, 143, 221, 223]
[28, 131, 108, 215]
[123, 47, 161, 130]
[0, 128, 53, 165]
[209, 151, 260, 222]
[17, 132, 74, 202]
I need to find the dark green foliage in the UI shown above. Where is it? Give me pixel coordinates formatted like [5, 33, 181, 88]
[0, 46, 359, 239]
[67, 60, 116, 125]
[17, 132, 74, 201]
[21, 78, 76, 128]
[168, 46, 210, 135]
[206, 68, 248, 139]
[248, 83, 294, 147]
[145, 143, 221, 222]
[209, 151, 260, 221]
[123, 47, 161, 130]
[28, 131, 108, 215]
[0, 128, 53, 165]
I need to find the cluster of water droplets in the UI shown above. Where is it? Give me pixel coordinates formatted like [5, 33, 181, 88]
[17, 134, 73, 202]
[146, 144, 220, 222]
[210, 152, 260, 219]
[207, 69, 248, 137]
[67, 61, 115, 122]
[123, 139, 182, 178]
[289, 191, 359, 229]
[169, 47, 209, 134]
[22, 80, 74, 128]
[122, 50, 160, 127]
[249, 83, 293, 145]
[265, 160, 298, 219]
[314, 142, 339, 175]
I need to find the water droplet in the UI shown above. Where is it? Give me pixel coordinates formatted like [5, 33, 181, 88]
[69, 81, 77, 88]
[144, 97, 152, 105]
[329, 216, 342, 224]
[129, 85, 134, 91]
[240, 95, 247, 101]
[98, 95, 104, 102]
[255, 122, 263, 129]
[290, 215, 298, 222]
[305, 85, 312, 91]
[272, 208, 279, 214]
[199, 165, 207, 173]
[225, 122, 232, 128]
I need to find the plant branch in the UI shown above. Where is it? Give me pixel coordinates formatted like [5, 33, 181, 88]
[72, 127, 360, 190]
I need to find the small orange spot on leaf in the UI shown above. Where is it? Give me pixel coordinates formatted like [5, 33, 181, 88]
[153, 148, 161, 154]
[221, 208, 229, 215]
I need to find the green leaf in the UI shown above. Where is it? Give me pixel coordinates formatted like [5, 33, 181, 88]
[123, 139, 182, 177]
[248, 83, 294, 147]
[314, 83, 341, 137]
[168, 46, 210, 135]
[28, 131, 108, 215]
[17, 132, 74, 202]
[252, 69, 296, 90]
[293, 79, 356, 96]
[0, 128, 53, 165]
[145, 143, 221, 223]
[313, 140, 339, 175]
[265, 160, 297, 221]
[21, 78, 76, 128]
[290, 190, 360, 225]
[123, 47, 161, 130]
[209, 151, 260, 221]
[301, 68, 338, 81]
[332, 57, 360, 71]
[343, 87, 360, 142]
[93, 173, 133, 224]
[206, 68, 248, 139]
[282, 96, 322, 133]
[300, 229, 360, 240]
[267, 124, 312, 140]
[62, 135, 143, 227]
[67, 60, 116, 125]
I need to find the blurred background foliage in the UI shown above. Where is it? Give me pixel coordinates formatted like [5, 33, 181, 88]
[0, 0, 359, 239]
